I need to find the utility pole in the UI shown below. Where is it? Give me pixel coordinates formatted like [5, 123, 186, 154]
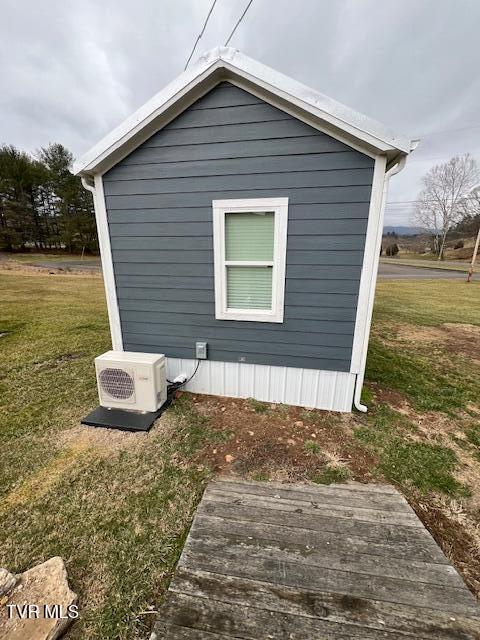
[467, 227, 480, 283]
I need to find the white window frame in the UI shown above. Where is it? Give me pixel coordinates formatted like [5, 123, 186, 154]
[212, 197, 288, 323]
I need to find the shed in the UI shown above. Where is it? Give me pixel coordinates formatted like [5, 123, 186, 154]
[74, 47, 416, 413]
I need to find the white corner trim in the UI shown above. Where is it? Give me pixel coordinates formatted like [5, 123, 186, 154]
[166, 358, 356, 412]
[350, 155, 387, 377]
[89, 175, 123, 350]
[350, 155, 407, 411]
[212, 197, 288, 323]
[73, 47, 413, 176]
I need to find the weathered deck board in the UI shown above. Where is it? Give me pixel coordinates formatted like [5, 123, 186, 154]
[204, 487, 422, 526]
[169, 568, 480, 640]
[207, 478, 413, 511]
[192, 514, 447, 563]
[185, 531, 463, 587]
[152, 479, 480, 639]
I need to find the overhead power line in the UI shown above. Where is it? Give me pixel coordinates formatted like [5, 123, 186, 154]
[184, 0, 219, 70]
[224, 0, 255, 46]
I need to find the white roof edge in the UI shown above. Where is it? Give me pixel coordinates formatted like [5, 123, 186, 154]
[73, 46, 415, 176]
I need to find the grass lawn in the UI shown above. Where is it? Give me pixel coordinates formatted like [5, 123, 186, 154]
[1, 269, 480, 637]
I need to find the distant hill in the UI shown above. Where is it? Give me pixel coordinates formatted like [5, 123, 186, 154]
[383, 225, 424, 236]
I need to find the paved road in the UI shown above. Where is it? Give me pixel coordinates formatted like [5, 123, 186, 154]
[378, 262, 467, 279]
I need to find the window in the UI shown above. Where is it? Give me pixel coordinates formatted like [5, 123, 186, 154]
[212, 198, 288, 322]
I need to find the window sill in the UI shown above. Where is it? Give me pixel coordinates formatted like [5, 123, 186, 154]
[215, 309, 284, 323]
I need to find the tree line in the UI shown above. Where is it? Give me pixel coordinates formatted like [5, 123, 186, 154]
[0, 143, 97, 254]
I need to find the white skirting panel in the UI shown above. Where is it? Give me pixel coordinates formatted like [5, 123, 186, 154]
[166, 358, 355, 412]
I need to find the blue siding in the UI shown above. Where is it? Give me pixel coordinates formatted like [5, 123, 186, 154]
[103, 83, 375, 372]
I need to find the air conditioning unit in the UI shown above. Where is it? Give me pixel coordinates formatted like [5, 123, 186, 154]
[95, 351, 167, 412]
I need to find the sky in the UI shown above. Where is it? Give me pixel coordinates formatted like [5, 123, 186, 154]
[1, 0, 479, 226]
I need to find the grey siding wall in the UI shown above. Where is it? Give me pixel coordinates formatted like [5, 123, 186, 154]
[103, 82, 375, 372]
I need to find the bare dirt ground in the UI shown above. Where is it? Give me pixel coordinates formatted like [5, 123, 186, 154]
[190, 394, 377, 483]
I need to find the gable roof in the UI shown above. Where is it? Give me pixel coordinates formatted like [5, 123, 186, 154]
[73, 47, 417, 176]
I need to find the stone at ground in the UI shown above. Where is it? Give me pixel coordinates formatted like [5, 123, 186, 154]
[0, 569, 17, 597]
[0, 557, 77, 640]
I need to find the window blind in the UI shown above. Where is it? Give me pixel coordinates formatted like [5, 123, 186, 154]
[225, 211, 274, 310]
[225, 212, 274, 261]
[226, 266, 273, 309]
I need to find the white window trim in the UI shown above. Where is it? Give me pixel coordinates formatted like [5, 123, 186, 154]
[212, 197, 288, 323]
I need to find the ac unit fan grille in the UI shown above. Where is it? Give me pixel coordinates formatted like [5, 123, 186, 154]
[99, 367, 135, 400]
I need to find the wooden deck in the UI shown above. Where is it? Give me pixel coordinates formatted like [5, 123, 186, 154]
[152, 478, 480, 639]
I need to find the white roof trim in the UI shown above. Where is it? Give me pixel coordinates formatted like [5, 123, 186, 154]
[73, 47, 415, 176]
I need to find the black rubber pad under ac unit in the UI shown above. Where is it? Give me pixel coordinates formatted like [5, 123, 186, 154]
[81, 398, 171, 433]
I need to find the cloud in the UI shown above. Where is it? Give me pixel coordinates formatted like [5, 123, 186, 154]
[1, 0, 479, 223]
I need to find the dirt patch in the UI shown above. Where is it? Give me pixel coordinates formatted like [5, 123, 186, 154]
[190, 395, 378, 483]
[56, 408, 194, 460]
[394, 321, 480, 362]
[466, 403, 480, 415]
[454, 458, 480, 510]
[412, 498, 480, 597]
[395, 324, 446, 344]
[442, 323, 480, 362]
[57, 422, 150, 456]
[369, 384, 411, 414]
[412, 410, 462, 440]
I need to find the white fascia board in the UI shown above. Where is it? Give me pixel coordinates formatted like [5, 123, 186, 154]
[74, 47, 413, 176]
[219, 56, 412, 155]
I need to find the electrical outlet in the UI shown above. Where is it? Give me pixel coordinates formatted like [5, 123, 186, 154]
[196, 341, 208, 359]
